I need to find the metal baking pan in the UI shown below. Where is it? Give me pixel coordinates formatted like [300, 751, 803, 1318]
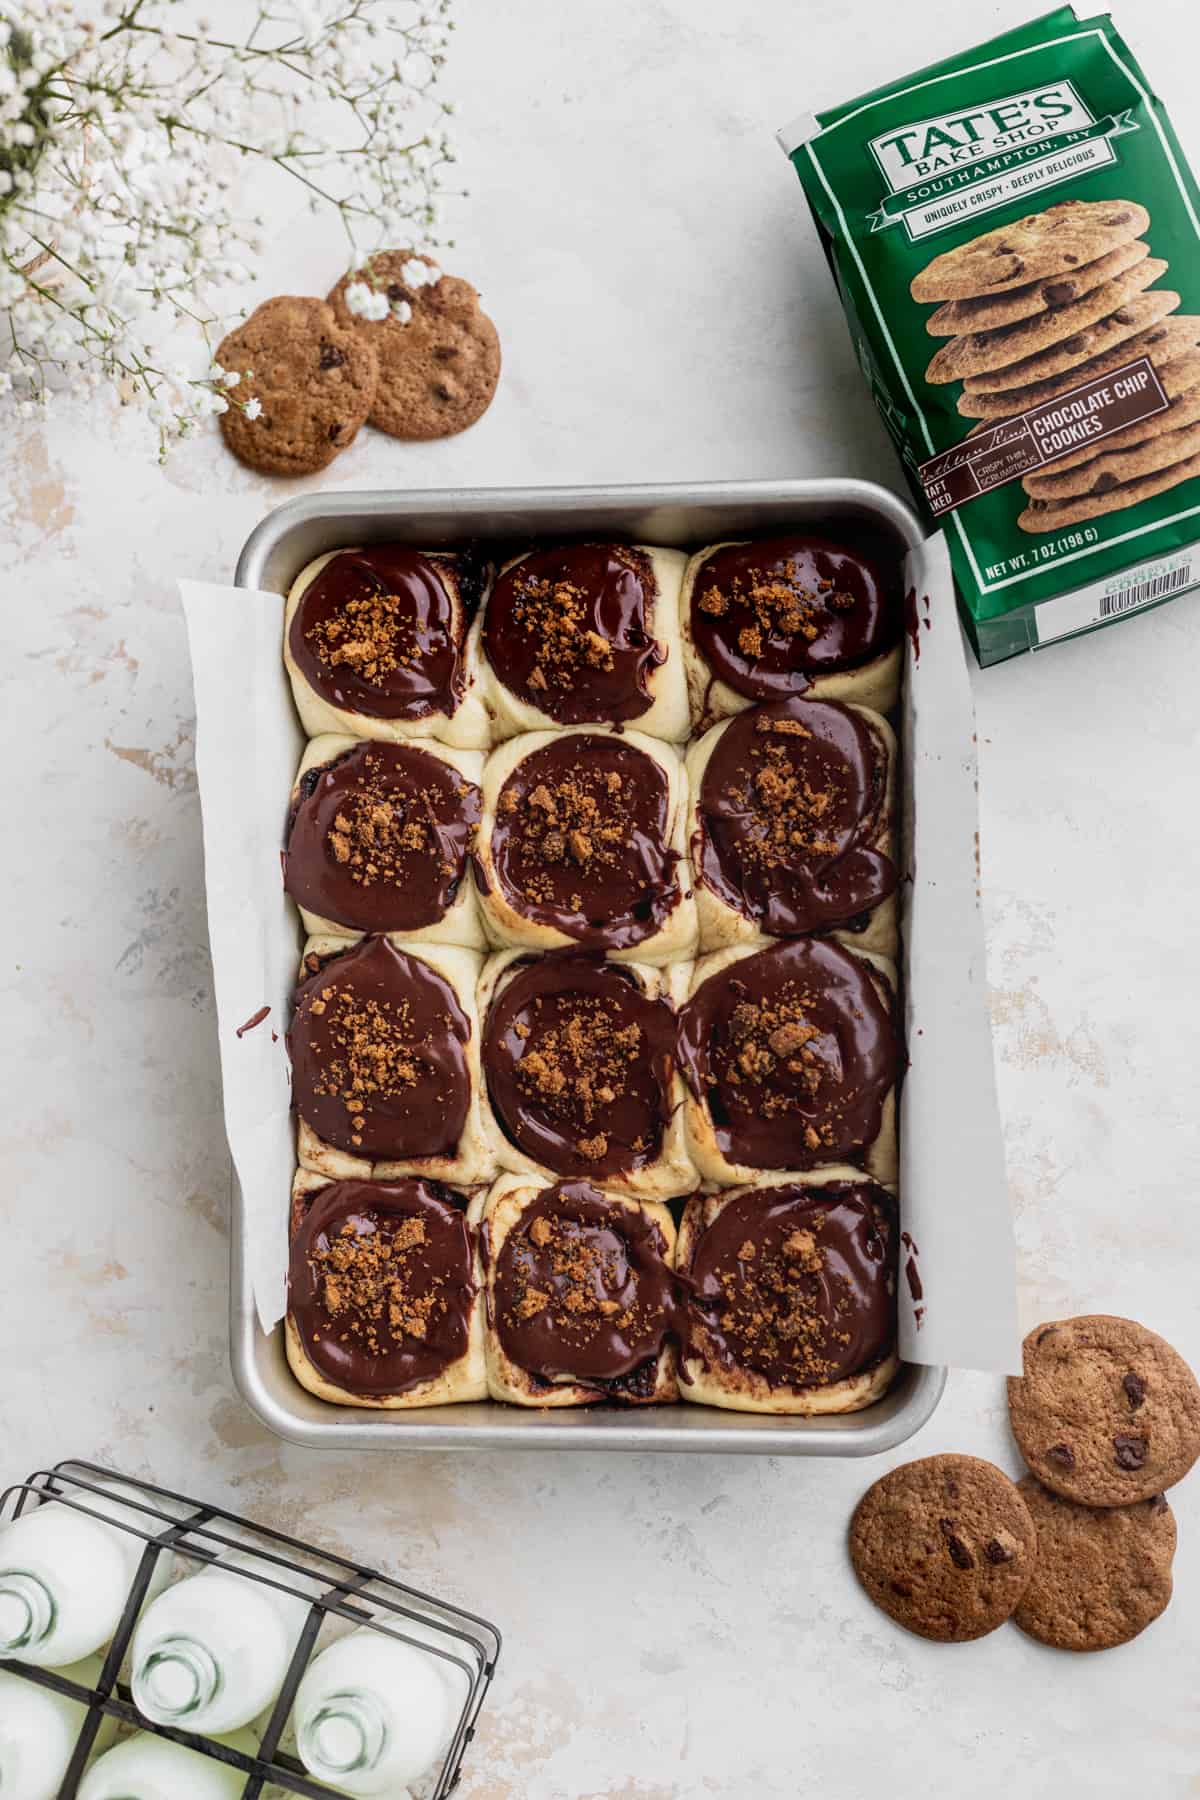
[232, 478, 947, 1454]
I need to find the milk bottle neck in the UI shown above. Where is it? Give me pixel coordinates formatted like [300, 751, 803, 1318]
[0, 1572, 55, 1652]
[300, 1690, 389, 1775]
[135, 1636, 222, 1720]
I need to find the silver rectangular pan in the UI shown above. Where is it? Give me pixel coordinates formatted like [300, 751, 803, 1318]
[232, 478, 947, 1453]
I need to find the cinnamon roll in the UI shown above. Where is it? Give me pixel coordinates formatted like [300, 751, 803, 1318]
[476, 542, 690, 741]
[480, 1173, 681, 1406]
[681, 535, 903, 725]
[290, 934, 494, 1184]
[286, 1167, 487, 1408]
[686, 697, 898, 955]
[676, 1170, 898, 1414]
[284, 544, 491, 748]
[677, 937, 899, 1185]
[474, 726, 697, 963]
[285, 735, 483, 946]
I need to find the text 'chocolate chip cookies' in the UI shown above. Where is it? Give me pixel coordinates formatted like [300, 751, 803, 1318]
[910, 200, 1200, 533]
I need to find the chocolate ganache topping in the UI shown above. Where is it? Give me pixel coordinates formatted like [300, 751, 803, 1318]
[678, 938, 898, 1168]
[482, 953, 678, 1179]
[695, 698, 896, 936]
[290, 1179, 476, 1396]
[290, 936, 471, 1159]
[483, 543, 665, 723]
[682, 1181, 896, 1390]
[289, 545, 478, 720]
[488, 734, 680, 951]
[491, 1180, 681, 1393]
[285, 742, 481, 934]
[690, 535, 898, 701]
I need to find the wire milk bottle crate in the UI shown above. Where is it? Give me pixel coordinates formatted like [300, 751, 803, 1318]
[0, 1460, 501, 1799]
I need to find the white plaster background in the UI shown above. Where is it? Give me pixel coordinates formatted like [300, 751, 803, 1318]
[4, 2, 1200, 1794]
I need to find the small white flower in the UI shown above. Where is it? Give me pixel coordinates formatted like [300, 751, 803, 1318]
[390, 298, 413, 324]
[343, 280, 390, 322]
[401, 256, 439, 287]
[243, 397, 262, 421]
[221, 368, 241, 388]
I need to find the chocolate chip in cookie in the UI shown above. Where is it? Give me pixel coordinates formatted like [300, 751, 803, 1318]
[1013, 1475, 1176, 1652]
[216, 296, 379, 477]
[328, 250, 501, 441]
[1008, 1315, 1200, 1505]
[849, 1453, 1036, 1642]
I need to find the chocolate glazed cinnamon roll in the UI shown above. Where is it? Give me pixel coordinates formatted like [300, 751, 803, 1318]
[289, 934, 494, 1184]
[681, 535, 903, 724]
[478, 542, 691, 742]
[677, 937, 899, 1185]
[474, 726, 697, 964]
[481, 1173, 683, 1406]
[477, 950, 696, 1199]
[286, 1168, 487, 1408]
[676, 1173, 899, 1414]
[686, 697, 898, 955]
[284, 543, 492, 748]
[284, 736, 484, 946]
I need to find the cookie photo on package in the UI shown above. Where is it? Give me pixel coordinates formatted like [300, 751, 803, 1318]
[782, 6, 1200, 665]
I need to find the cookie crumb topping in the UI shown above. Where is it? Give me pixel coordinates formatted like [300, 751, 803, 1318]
[313, 1214, 442, 1350]
[306, 589, 419, 685]
[501, 557, 643, 698]
[307, 988, 421, 1147]
[508, 761, 634, 904]
[515, 997, 642, 1138]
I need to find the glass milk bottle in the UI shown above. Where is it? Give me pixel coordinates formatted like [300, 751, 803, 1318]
[0, 1485, 173, 1666]
[130, 1554, 311, 1736]
[0, 1656, 117, 1800]
[294, 1624, 469, 1794]
[75, 1727, 258, 1800]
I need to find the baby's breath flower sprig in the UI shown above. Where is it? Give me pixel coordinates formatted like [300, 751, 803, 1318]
[0, 0, 457, 456]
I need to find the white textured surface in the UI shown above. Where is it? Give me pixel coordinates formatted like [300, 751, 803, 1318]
[4, 2, 1200, 1793]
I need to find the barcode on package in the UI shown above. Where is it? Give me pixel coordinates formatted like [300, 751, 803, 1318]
[1098, 565, 1193, 616]
[1035, 549, 1200, 647]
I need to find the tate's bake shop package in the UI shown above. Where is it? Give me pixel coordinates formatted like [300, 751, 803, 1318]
[181, 482, 1019, 1454]
[783, 6, 1200, 665]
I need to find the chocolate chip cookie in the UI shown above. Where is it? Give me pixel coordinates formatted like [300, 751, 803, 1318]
[962, 288, 1179, 394]
[1013, 1475, 1176, 1652]
[849, 1454, 1036, 1641]
[216, 296, 379, 476]
[1008, 1316, 1200, 1505]
[1023, 417, 1200, 501]
[925, 258, 1166, 385]
[910, 200, 1150, 303]
[328, 250, 501, 440]
[924, 240, 1151, 338]
[1019, 446, 1200, 532]
[958, 315, 1200, 419]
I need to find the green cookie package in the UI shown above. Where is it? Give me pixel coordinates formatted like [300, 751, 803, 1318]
[783, 6, 1200, 664]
